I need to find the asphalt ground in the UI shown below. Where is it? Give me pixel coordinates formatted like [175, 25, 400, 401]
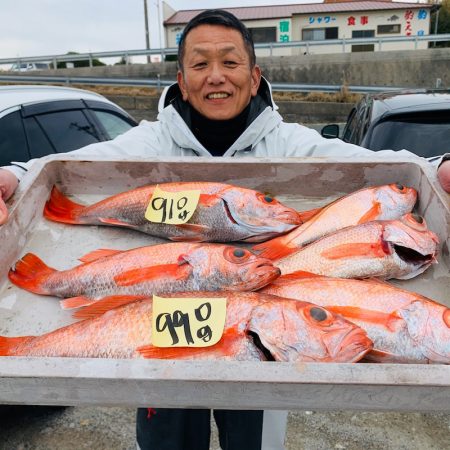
[1, 405, 449, 449]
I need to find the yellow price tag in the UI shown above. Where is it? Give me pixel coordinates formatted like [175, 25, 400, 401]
[144, 185, 201, 225]
[152, 296, 227, 348]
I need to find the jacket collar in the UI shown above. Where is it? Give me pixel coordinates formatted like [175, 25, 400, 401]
[157, 77, 282, 156]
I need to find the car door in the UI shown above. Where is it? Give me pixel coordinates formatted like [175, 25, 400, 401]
[0, 99, 137, 164]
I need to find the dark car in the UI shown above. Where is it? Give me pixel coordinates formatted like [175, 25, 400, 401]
[0, 85, 138, 166]
[321, 89, 450, 158]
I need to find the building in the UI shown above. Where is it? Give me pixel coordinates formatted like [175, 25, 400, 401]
[162, 1, 434, 56]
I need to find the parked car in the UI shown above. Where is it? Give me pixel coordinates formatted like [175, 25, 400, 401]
[0, 85, 138, 166]
[10, 62, 52, 72]
[321, 89, 450, 158]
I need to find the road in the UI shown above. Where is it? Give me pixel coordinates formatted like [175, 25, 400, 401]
[1, 405, 449, 449]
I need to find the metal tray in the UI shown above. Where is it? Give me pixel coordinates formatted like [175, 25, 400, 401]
[0, 156, 449, 411]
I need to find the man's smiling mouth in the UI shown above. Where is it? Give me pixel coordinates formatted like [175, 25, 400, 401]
[207, 92, 230, 99]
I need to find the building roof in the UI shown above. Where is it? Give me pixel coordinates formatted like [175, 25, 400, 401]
[164, 2, 430, 25]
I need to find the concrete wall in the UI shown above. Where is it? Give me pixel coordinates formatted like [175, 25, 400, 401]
[24, 48, 449, 89]
[104, 94, 353, 125]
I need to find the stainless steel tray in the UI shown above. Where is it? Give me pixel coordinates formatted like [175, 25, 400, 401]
[0, 156, 449, 410]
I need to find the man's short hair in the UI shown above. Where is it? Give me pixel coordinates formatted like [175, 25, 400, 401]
[177, 9, 256, 71]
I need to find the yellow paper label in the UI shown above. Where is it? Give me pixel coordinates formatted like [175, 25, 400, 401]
[152, 296, 227, 348]
[145, 185, 201, 225]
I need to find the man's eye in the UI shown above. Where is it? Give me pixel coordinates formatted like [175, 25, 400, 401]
[224, 61, 238, 67]
[193, 62, 207, 69]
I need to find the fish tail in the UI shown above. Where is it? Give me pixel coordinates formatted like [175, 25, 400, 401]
[0, 336, 34, 356]
[8, 253, 56, 295]
[43, 186, 85, 224]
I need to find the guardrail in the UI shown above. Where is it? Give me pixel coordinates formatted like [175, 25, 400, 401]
[0, 34, 449, 67]
[0, 75, 411, 94]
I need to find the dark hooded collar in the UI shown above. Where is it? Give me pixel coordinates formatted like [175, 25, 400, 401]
[162, 78, 274, 156]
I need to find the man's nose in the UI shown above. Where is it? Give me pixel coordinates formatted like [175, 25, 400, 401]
[207, 63, 226, 84]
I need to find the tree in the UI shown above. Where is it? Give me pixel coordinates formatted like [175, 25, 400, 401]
[430, 0, 450, 47]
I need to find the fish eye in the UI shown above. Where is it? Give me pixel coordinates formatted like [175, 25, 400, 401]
[224, 247, 252, 263]
[401, 213, 427, 231]
[233, 248, 246, 258]
[310, 307, 328, 322]
[257, 192, 277, 205]
[391, 183, 407, 193]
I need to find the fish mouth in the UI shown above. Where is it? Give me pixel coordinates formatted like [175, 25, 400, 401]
[331, 328, 373, 362]
[229, 264, 281, 291]
[247, 331, 276, 361]
[393, 244, 434, 265]
[277, 210, 303, 226]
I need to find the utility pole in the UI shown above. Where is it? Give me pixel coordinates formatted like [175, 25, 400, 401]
[156, 0, 164, 61]
[144, 0, 151, 63]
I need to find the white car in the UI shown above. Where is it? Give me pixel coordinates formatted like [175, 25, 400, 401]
[0, 85, 137, 166]
[10, 62, 51, 72]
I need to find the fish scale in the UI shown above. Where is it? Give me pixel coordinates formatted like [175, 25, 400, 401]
[0, 292, 373, 363]
[43, 182, 302, 243]
[275, 216, 438, 280]
[8, 243, 281, 308]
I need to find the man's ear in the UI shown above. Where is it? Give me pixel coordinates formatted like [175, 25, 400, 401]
[251, 65, 262, 97]
[177, 71, 188, 101]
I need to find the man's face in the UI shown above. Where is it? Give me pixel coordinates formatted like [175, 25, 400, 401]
[177, 24, 261, 120]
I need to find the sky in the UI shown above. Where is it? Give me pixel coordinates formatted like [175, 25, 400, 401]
[0, 0, 421, 66]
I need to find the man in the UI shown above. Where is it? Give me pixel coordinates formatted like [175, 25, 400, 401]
[0, 9, 449, 450]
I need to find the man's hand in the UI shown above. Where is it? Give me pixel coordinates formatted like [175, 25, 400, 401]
[0, 169, 19, 225]
[437, 160, 450, 194]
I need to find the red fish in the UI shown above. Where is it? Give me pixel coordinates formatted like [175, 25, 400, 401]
[0, 292, 372, 363]
[8, 243, 280, 309]
[253, 183, 417, 260]
[43, 182, 301, 242]
[274, 214, 438, 280]
[261, 273, 450, 364]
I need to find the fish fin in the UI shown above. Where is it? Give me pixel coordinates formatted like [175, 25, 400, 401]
[0, 336, 35, 356]
[271, 270, 324, 284]
[98, 217, 138, 228]
[198, 194, 220, 207]
[252, 239, 297, 260]
[136, 345, 219, 359]
[321, 242, 388, 260]
[171, 223, 209, 242]
[137, 329, 241, 359]
[78, 248, 124, 263]
[72, 295, 147, 319]
[357, 202, 382, 224]
[8, 253, 55, 295]
[43, 186, 85, 224]
[60, 296, 96, 310]
[326, 306, 402, 331]
[114, 264, 189, 287]
[297, 206, 323, 223]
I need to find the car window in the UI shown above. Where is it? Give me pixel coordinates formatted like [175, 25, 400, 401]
[0, 110, 30, 165]
[342, 108, 357, 142]
[33, 110, 102, 153]
[23, 116, 57, 158]
[369, 114, 450, 158]
[91, 110, 134, 139]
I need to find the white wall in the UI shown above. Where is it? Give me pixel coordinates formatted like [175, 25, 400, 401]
[165, 6, 431, 56]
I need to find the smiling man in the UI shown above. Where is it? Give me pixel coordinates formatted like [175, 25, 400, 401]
[0, 8, 449, 450]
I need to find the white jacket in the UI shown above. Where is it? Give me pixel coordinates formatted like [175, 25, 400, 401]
[4, 78, 440, 180]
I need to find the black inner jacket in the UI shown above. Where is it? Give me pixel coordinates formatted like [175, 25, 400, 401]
[164, 79, 273, 156]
